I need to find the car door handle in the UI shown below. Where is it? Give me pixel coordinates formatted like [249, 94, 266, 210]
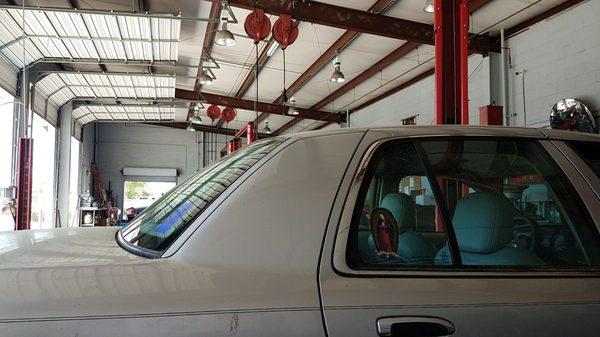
[376, 316, 455, 337]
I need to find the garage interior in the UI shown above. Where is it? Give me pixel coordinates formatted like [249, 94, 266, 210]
[0, 0, 597, 231]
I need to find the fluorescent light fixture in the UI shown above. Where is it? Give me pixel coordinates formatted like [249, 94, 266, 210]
[267, 41, 280, 57]
[423, 0, 435, 13]
[122, 167, 178, 177]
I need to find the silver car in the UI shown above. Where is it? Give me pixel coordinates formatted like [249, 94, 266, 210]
[1, 126, 599, 337]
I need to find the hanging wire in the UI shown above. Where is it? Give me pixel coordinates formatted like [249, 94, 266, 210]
[254, 42, 259, 136]
[283, 48, 287, 102]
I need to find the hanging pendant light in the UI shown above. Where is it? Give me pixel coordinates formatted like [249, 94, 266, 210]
[186, 123, 196, 132]
[190, 114, 202, 124]
[423, 0, 434, 13]
[288, 97, 299, 116]
[215, 20, 236, 46]
[199, 71, 214, 86]
[264, 121, 272, 134]
[330, 51, 345, 83]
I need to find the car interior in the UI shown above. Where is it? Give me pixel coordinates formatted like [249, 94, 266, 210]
[352, 139, 600, 268]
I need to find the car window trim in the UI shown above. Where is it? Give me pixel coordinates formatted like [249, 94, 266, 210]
[414, 140, 462, 266]
[554, 140, 600, 200]
[332, 135, 600, 277]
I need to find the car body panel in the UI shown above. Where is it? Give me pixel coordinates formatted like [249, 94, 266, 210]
[0, 131, 365, 337]
[319, 128, 600, 337]
[0, 126, 599, 337]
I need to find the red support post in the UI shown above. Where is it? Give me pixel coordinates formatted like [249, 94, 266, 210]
[234, 122, 257, 145]
[16, 138, 33, 231]
[433, 0, 470, 232]
[227, 140, 236, 154]
[246, 122, 256, 144]
[460, 0, 470, 125]
[434, 0, 469, 125]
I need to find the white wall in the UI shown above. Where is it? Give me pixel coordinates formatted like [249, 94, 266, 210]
[0, 59, 17, 96]
[91, 123, 227, 209]
[345, 55, 491, 127]
[346, 0, 600, 129]
[506, 0, 600, 128]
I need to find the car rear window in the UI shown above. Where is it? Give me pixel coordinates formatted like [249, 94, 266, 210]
[119, 137, 286, 255]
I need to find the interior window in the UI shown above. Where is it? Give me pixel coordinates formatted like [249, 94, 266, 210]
[347, 138, 600, 270]
[420, 139, 600, 268]
[347, 142, 452, 268]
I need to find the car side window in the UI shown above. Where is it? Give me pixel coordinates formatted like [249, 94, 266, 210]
[347, 138, 600, 271]
[347, 142, 453, 268]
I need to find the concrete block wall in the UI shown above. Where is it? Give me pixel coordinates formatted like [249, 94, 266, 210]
[86, 123, 227, 210]
[506, 0, 600, 127]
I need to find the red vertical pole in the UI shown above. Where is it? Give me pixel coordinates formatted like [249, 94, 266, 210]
[434, 0, 446, 125]
[16, 138, 33, 231]
[246, 122, 256, 145]
[459, 0, 469, 125]
[434, 0, 471, 232]
[227, 140, 236, 154]
[434, 0, 469, 125]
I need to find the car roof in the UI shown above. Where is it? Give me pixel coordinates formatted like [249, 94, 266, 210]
[288, 125, 600, 142]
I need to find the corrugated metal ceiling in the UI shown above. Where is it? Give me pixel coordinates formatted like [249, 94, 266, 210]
[0, 7, 180, 69]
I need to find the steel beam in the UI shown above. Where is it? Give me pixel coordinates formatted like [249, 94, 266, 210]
[0, 4, 219, 22]
[352, 68, 435, 114]
[216, 36, 277, 128]
[294, 0, 494, 133]
[255, 0, 398, 126]
[337, 0, 583, 121]
[187, 1, 222, 119]
[505, 0, 586, 38]
[30, 57, 211, 69]
[176, 89, 344, 123]
[221, 0, 497, 54]
[274, 41, 421, 134]
[146, 122, 271, 138]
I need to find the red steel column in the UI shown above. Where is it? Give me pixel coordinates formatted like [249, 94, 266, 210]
[16, 138, 33, 231]
[434, 0, 469, 125]
[459, 0, 469, 125]
[246, 122, 256, 144]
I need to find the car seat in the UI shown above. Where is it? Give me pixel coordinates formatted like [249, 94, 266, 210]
[435, 192, 545, 266]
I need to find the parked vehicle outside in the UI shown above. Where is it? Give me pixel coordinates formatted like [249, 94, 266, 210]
[0, 126, 599, 337]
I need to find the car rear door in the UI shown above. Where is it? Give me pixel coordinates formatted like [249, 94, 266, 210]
[319, 131, 600, 337]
